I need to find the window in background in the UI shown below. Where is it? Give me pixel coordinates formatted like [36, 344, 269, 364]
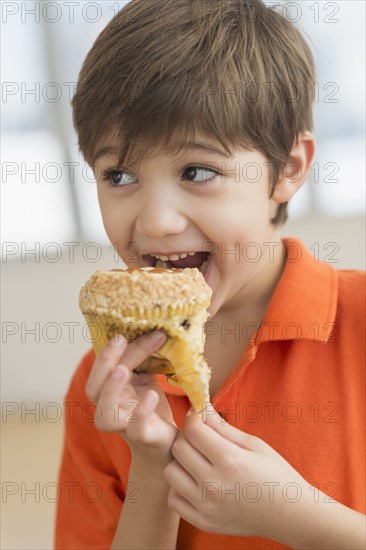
[40, 4, 121, 245]
[293, 0, 365, 217]
[1, 14, 78, 259]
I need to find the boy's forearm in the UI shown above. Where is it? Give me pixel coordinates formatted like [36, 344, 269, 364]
[280, 486, 366, 550]
[111, 456, 179, 550]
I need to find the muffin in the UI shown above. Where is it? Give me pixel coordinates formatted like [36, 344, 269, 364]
[79, 267, 212, 411]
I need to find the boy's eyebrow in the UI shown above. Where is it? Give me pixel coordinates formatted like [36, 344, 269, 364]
[180, 142, 231, 158]
[93, 141, 231, 163]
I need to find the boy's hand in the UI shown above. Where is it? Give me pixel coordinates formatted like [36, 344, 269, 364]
[85, 331, 178, 465]
[163, 405, 309, 541]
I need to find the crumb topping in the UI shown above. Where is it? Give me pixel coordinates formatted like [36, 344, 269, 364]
[79, 267, 212, 313]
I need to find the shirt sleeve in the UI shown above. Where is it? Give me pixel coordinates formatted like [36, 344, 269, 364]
[54, 349, 130, 550]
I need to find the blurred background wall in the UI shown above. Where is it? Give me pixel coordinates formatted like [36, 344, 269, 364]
[1, 1, 365, 548]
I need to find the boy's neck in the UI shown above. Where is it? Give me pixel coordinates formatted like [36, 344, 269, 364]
[212, 235, 286, 328]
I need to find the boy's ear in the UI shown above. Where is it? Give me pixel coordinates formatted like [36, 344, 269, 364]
[272, 131, 316, 203]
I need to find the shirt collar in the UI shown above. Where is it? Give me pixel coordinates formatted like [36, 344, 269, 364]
[256, 237, 338, 343]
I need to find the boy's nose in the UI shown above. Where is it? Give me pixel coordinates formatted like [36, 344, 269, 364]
[135, 196, 187, 238]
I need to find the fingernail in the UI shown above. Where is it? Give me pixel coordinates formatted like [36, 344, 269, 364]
[112, 366, 126, 380]
[150, 330, 166, 343]
[111, 334, 126, 346]
[205, 403, 216, 414]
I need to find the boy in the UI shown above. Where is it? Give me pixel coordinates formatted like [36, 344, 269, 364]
[55, 1, 365, 548]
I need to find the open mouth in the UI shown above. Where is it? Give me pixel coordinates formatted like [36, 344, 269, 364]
[143, 251, 211, 276]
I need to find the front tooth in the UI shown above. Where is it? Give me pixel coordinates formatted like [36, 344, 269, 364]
[159, 255, 169, 261]
[169, 254, 180, 261]
[188, 252, 196, 256]
[179, 252, 188, 259]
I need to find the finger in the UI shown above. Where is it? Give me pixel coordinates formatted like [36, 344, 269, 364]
[94, 365, 139, 432]
[122, 394, 178, 447]
[119, 330, 167, 371]
[86, 335, 127, 402]
[167, 488, 201, 529]
[86, 330, 166, 403]
[95, 374, 168, 439]
[164, 459, 197, 500]
[135, 388, 160, 417]
[170, 430, 211, 482]
[202, 404, 264, 452]
[183, 409, 253, 464]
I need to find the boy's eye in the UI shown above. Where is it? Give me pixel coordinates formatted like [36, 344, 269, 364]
[183, 166, 218, 183]
[103, 170, 136, 186]
[102, 165, 219, 188]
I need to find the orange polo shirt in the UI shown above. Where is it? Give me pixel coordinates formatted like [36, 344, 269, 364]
[54, 238, 365, 549]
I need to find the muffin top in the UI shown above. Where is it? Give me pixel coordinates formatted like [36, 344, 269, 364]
[79, 267, 212, 314]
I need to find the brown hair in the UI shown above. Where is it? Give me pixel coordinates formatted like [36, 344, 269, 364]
[72, 0, 316, 225]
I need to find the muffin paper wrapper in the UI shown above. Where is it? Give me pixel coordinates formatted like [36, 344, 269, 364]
[81, 311, 211, 410]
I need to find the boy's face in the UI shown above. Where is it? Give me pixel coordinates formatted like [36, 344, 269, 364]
[94, 133, 283, 317]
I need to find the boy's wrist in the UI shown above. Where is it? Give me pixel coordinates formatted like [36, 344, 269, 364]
[127, 453, 175, 510]
[276, 484, 364, 550]
[130, 448, 173, 478]
[275, 484, 322, 548]
[257, 482, 323, 548]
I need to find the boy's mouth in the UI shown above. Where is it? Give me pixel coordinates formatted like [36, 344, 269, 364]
[142, 251, 211, 276]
